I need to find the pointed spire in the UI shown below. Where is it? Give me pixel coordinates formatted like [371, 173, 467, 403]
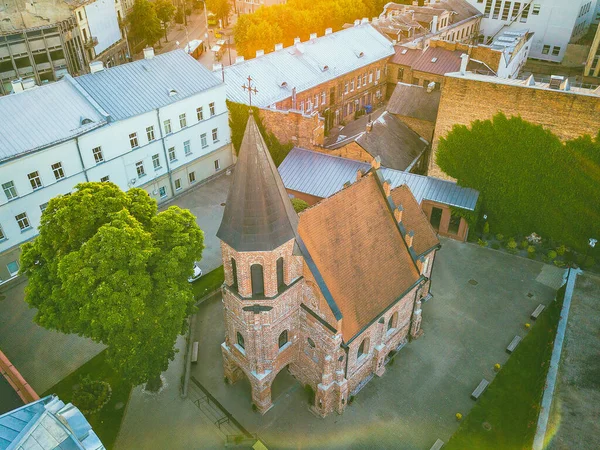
[217, 112, 298, 252]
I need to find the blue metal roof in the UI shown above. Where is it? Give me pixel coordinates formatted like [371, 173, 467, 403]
[279, 147, 479, 210]
[76, 50, 222, 121]
[223, 24, 395, 108]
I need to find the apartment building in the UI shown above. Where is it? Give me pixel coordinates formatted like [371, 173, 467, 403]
[0, 49, 234, 286]
[466, 0, 596, 62]
[236, 0, 287, 15]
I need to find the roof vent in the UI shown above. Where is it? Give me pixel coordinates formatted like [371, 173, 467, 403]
[548, 75, 564, 90]
[275, 43, 284, 51]
[256, 49, 265, 57]
[310, 33, 317, 40]
[431, 57, 438, 63]
[354, 19, 360, 27]
[322, 65, 329, 72]
[294, 37, 301, 45]
[168, 89, 178, 97]
[89, 61, 104, 73]
[280, 81, 288, 88]
[356, 51, 365, 58]
[143, 46, 154, 60]
[80, 117, 94, 125]
[426, 81, 436, 92]
[401, 48, 408, 54]
[325, 28, 332, 35]
[235, 55, 245, 64]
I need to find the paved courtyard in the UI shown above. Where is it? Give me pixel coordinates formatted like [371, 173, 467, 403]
[191, 238, 565, 449]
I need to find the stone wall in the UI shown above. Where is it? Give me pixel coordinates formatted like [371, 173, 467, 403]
[259, 108, 324, 151]
[430, 75, 600, 179]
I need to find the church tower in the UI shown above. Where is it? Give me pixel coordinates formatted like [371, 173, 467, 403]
[217, 112, 304, 414]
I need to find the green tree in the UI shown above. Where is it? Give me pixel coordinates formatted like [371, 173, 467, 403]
[20, 182, 204, 389]
[291, 198, 309, 213]
[436, 113, 600, 251]
[207, 0, 231, 27]
[155, 0, 176, 42]
[127, 0, 163, 47]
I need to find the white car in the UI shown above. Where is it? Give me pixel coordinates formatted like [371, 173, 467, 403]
[188, 263, 203, 283]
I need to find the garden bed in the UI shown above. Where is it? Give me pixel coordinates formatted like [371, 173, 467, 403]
[191, 265, 224, 300]
[42, 350, 132, 450]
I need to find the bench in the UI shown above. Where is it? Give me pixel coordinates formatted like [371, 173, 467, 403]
[506, 335, 522, 354]
[430, 439, 445, 450]
[471, 378, 489, 400]
[531, 304, 545, 320]
[191, 341, 199, 364]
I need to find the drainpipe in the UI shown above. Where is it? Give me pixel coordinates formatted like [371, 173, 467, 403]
[75, 136, 90, 182]
[156, 108, 175, 198]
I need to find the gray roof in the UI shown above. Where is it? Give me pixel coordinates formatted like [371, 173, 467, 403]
[0, 78, 107, 163]
[76, 50, 222, 121]
[0, 395, 104, 450]
[325, 110, 427, 171]
[217, 113, 299, 252]
[223, 24, 395, 108]
[387, 82, 441, 122]
[279, 147, 479, 210]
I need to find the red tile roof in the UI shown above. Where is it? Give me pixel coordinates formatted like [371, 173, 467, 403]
[390, 46, 421, 66]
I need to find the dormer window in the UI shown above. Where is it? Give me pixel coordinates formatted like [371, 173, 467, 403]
[357, 51, 364, 58]
[168, 89, 177, 97]
[401, 49, 408, 55]
[81, 117, 93, 125]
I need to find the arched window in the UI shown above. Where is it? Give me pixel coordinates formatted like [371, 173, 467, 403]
[277, 257, 285, 292]
[237, 332, 245, 350]
[357, 338, 369, 359]
[278, 330, 288, 349]
[387, 312, 398, 331]
[231, 258, 238, 288]
[251, 264, 264, 296]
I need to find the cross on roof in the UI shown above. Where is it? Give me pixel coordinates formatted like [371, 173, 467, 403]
[241, 75, 258, 106]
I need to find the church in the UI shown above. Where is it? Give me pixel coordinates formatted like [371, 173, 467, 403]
[216, 112, 440, 417]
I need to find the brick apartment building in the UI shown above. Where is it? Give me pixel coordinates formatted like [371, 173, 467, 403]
[223, 22, 394, 132]
[217, 113, 439, 416]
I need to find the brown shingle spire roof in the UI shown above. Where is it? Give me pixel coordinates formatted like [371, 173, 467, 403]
[217, 112, 298, 251]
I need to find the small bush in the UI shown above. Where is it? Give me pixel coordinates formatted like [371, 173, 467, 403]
[556, 245, 567, 256]
[553, 260, 566, 268]
[495, 233, 504, 241]
[491, 242, 500, 250]
[223, 376, 229, 384]
[348, 395, 355, 405]
[252, 403, 258, 412]
[456, 412, 463, 421]
[291, 198, 309, 213]
[547, 250, 557, 261]
[506, 238, 517, 254]
[478, 239, 488, 247]
[72, 376, 111, 414]
[483, 222, 490, 235]
[520, 240, 529, 249]
[527, 246, 536, 259]
[582, 256, 595, 269]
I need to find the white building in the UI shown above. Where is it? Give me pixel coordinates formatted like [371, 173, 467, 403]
[0, 49, 234, 286]
[488, 29, 532, 78]
[466, 0, 597, 62]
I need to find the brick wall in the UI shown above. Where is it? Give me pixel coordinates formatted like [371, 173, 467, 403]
[259, 109, 324, 150]
[315, 141, 372, 164]
[430, 75, 600, 179]
[287, 189, 323, 206]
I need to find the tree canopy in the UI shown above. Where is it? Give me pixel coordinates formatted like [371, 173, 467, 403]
[436, 113, 600, 251]
[20, 182, 204, 386]
[207, 0, 231, 27]
[155, 0, 176, 42]
[127, 0, 163, 47]
[234, 0, 385, 59]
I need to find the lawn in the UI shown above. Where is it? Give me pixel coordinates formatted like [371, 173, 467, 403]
[42, 350, 132, 450]
[445, 284, 566, 450]
[191, 265, 224, 300]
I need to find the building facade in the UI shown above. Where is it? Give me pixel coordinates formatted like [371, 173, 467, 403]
[218, 114, 439, 416]
[466, 0, 596, 62]
[235, 0, 287, 15]
[0, 49, 234, 286]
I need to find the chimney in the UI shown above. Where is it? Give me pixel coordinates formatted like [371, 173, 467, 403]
[394, 205, 404, 223]
[256, 49, 265, 57]
[11, 79, 24, 93]
[459, 53, 469, 75]
[361, 17, 369, 24]
[431, 15, 438, 33]
[310, 32, 317, 40]
[354, 19, 360, 27]
[325, 28, 332, 35]
[356, 169, 365, 181]
[294, 37, 301, 45]
[143, 46, 155, 60]
[366, 121, 373, 132]
[343, 181, 352, 188]
[235, 56, 245, 64]
[371, 155, 381, 170]
[426, 81, 436, 93]
[383, 180, 391, 197]
[89, 60, 104, 73]
[275, 43, 284, 51]
[406, 230, 415, 249]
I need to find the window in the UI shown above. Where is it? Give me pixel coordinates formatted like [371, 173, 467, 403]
[146, 126, 155, 141]
[39, 202, 48, 213]
[278, 330, 288, 349]
[542, 44, 550, 55]
[362, 73, 367, 85]
[163, 120, 172, 135]
[369, 71, 373, 83]
[552, 46, 561, 56]
[7, 261, 19, 277]
[512, 2, 521, 19]
[78, 11, 83, 21]
[184, 140, 191, 156]
[0, 225, 5, 241]
[174, 178, 182, 191]
[100, 175, 110, 182]
[129, 133, 139, 149]
[306, 101, 312, 112]
[152, 154, 161, 169]
[159, 186, 167, 198]
[492, 1, 501, 19]
[314, 94, 319, 107]
[376, 68, 381, 80]
[231, 258, 238, 287]
[188, 171, 196, 183]
[532, 4, 540, 15]
[397, 67, 404, 80]
[168, 147, 176, 162]
[15, 212, 30, 231]
[449, 214, 461, 234]
[212, 128, 218, 142]
[501, 2, 510, 20]
[237, 332, 245, 350]
[277, 257, 284, 291]
[251, 264, 264, 296]
[321, 91, 326, 104]
[28, 171, 42, 190]
[179, 113, 187, 128]
[201, 133, 208, 148]
[484, 0, 492, 17]
[51, 162, 65, 180]
[197, 107, 204, 121]
[520, 3, 530, 22]
[209, 102, 216, 116]
[357, 338, 369, 359]
[92, 146, 104, 163]
[135, 161, 145, 178]
[299, 101, 304, 112]
[2, 181, 18, 200]
[357, 76, 361, 89]
[214, 159, 221, 171]
[387, 312, 398, 331]
[350, 79, 354, 91]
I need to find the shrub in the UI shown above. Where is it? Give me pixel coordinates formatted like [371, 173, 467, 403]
[553, 260, 566, 268]
[527, 246, 536, 259]
[491, 242, 501, 250]
[72, 376, 111, 414]
[348, 395, 355, 405]
[582, 256, 595, 269]
[252, 403, 258, 412]
[291, 198, 309, 213]
[456, 412, 463, 421]
[547, 250, 557, 261]
[495, 233, 504, 241]
[556, 245, 567, 256]
[494, 363, 501, 371]
[483, 222, 490, 235]
[478, 239, 488, 247]
[506, 238, 518, 254]
[521, 240, 529, 250]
